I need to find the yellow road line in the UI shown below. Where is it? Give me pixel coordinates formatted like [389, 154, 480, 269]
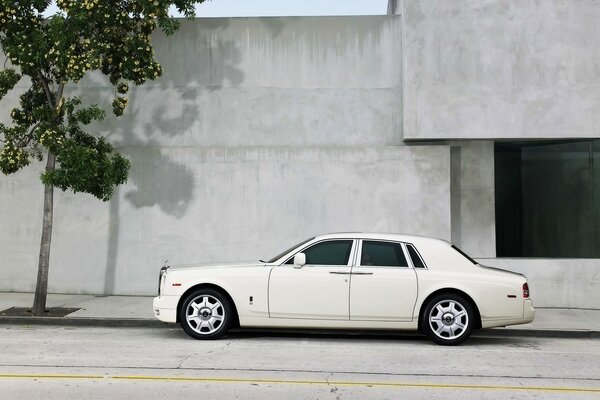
[0, 373, 598, 393]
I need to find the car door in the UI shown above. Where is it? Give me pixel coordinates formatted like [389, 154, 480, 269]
[349, 240, 418, 322]
[268, 239, 356, 320]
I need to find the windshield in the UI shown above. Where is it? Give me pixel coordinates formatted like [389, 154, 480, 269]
[267, 237, 315, 263]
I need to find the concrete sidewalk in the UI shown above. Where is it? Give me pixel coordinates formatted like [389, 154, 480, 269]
[0, 292, 599, 338]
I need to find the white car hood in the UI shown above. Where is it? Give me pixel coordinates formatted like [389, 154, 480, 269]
[168, 261, 266, 271]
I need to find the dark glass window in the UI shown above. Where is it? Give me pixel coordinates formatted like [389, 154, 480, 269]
[495, 140, 600, 257]
[407, 245, 426, 268]
[360, 241, 408, 267]
[303, 240, 353, 265]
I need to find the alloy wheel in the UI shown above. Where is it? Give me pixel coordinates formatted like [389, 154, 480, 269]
[185, 294, 225, 335]
[428, 299, 469, 341]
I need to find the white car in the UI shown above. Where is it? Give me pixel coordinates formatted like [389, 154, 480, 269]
[153, 233, 534, 345]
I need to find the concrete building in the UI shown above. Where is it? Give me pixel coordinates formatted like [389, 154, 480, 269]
[1, 0, 599, 308]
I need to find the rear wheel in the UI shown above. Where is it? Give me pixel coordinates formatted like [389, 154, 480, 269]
[180, 288, 233, 340]
[421, 293, 474, 345]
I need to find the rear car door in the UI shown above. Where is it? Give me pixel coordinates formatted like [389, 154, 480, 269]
[349, 240, 418, 321]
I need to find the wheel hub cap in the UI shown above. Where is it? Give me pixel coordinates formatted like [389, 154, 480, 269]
[200, 308, 211, 319]
[442, 313, 455, 325]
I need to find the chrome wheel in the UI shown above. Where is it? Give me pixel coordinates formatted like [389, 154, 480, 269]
[185, 294, 225, 335]
[428, 299, 469, 341]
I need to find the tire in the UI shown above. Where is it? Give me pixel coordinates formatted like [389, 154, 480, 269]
[179, 288, 233, 340]
[421, 293, 474, 346]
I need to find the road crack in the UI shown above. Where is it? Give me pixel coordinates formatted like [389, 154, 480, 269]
[325, 372, 342, 400]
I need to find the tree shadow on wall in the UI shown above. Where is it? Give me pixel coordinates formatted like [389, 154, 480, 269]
[121, 139, 194, 219]
[99, 19, 244, 293]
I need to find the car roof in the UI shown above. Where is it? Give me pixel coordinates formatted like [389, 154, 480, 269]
[313, 232, 450, 245]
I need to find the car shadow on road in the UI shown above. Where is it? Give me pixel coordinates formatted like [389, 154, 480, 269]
[156, 326, 538, 347]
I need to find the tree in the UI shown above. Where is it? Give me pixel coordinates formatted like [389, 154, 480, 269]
[0, 0, 207, 315]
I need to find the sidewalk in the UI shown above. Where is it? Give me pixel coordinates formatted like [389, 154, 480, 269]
[0, 292, 599, 338]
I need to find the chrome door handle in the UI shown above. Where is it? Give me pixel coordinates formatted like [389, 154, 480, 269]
[351, 272, 373, 275]
[329, 271, 352, 275]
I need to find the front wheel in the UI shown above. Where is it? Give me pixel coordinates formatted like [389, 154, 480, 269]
[180, 289, 233, 340]
[421, 293, 474, 345]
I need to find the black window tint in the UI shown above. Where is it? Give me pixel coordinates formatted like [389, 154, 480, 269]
[407, 245, 425, 268]
[495, 140, 600, 257]
[361, 241, 408, 267]
[303, 240, 352, 265]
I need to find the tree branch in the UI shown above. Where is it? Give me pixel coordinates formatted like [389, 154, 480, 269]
[19, 121, 43, 147]
[37, 71, 54, 110]
[56, 82, 64, 107]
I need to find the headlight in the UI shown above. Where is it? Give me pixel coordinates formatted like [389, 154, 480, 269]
[158, 265, 169, 295]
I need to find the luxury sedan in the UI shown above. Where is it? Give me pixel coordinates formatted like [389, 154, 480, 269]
[153, 233, 535, 345]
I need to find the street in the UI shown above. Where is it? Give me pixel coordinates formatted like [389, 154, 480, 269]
[0, 324, 598, 399]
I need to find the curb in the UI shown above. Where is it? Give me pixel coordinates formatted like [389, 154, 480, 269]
[0, 316, 165, 328]
[0, 316, 598, 339]
[477, 328, 600, 340]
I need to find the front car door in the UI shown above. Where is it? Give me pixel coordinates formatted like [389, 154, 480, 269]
[268, 239, 356, 320]
[350, 240, 418, 321]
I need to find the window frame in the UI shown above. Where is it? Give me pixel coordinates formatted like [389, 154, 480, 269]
[405, 243, 428, 269]
[281, 239, 357, 267]
[355, 239, 412, 268]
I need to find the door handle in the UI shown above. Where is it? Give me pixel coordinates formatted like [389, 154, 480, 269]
[351, 272, 373, 275]
[329, 271, 351, 275]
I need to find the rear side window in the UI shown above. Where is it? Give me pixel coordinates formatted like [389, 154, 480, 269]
[407, 244, 426, 268]
[361, 241, 408, 267]
[452, 245, 478, 265]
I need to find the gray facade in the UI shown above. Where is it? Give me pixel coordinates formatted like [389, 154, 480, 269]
[1, 2, 599, 308]
[403, 0, 600, 140]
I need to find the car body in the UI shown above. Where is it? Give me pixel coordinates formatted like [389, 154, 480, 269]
[153, 233, 535, 345]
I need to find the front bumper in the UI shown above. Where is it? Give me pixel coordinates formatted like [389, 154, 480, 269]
[153, 295, 179, 323]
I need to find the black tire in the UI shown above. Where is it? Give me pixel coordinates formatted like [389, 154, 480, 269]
[179, 288, 233, 340]
[421, 293, 475, 346]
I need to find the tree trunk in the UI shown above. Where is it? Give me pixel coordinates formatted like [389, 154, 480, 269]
[32, 151, 56, 316]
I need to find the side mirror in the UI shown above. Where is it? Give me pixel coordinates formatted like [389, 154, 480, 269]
[293, 253, 306, 268]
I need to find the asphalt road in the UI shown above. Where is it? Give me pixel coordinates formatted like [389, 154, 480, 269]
[0, 325, 599, 399]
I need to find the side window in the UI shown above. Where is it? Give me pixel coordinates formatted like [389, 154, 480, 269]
[360, 241, 408, 267]
[407, 244, 426, 268]
[301, 240, 353, 266]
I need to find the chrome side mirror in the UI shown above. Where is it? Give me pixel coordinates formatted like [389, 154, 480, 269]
[293, 253, 306, 268]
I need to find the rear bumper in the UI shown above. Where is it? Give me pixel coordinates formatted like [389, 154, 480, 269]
[153, 295, 179, 323]
[524, 299, 535, 322]
[481, 299, 535, 328]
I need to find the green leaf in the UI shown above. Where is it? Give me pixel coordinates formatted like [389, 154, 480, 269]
[0, 69, 21, 101]
[1, 0, 206, 200]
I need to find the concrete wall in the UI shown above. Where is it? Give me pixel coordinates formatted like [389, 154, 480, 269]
[403, 0, 600, 140]
[0, 16, 454, 295]
[451, 141, 495, 258]
[479, 258, 600, 309]
[0, 146, 450, 295]
[1, 12, 599, 309]
[85, 17, 404, 147]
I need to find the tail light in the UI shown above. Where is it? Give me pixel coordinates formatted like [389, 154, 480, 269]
[523, 282, 530, 298]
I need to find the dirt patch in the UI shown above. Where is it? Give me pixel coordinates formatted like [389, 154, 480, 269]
[0, 307, 80, 317]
